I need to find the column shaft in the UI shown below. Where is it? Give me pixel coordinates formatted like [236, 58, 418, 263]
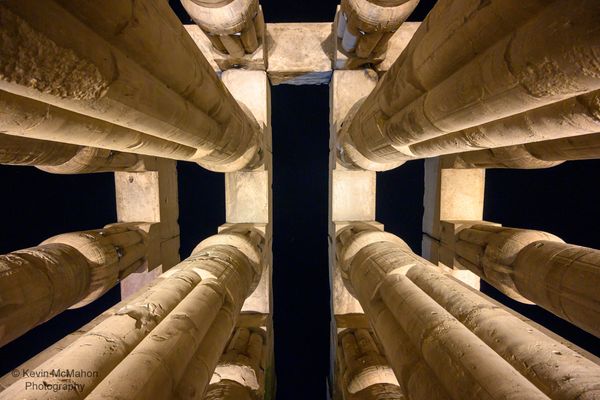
[0, 223, 148, 348]
[444, 131, 600, 169]
[337, 224, 600, 399]
[37, 147, 147, 175]
[0, 134, 79, 166]
[55, 0, 260, 171]
[0, 1, 259, 172]
[0, 91, 197, 161]
[337, 329, 405, 400]
[409, 90, 600, 159]
[338, 0, 419, 61]
[0, 133, 148, 173]
[200, 327, 266, 400]
[0, 226, 263, 400]
[337, 225, 548, 399]
[407, 264, 600, 400]
[454, 224, 600, 336]
[341, 0, 600, 170]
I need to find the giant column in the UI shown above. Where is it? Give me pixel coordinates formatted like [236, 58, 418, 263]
[0, 225, 264, 400]
[337, 223, 600, 399]
[449, 223, 600, 337]
[0, 223, 152, 347]
[338, 0, 600, 170]
[0, 0, 261, 172]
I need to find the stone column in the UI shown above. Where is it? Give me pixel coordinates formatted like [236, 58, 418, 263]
[181, 0, 264, 59]
[452, 223, 600, 337]
[339, 0, 600, 170]
[407, 90, 600, 160]
[335, 0, 419, 68]
[0, 134, 151, 173]
[337, 329, 404, 400]
[0, 1, 260, 172]
[0, 91, 198, 162]
[0, 225, 264, 400]
[0, 223, 151, 347]
[337, 223, 600, 399]
[337, 223, 548, 399]
[199, 327, 266, 400]
[442, 131, 600, 169]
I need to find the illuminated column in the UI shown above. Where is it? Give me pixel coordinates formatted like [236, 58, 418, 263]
[0, 223, 152, 347]
[0, 1, 260, 172]
[199, 327, 266, 400]
[0, 225, 264, 400]
[0, 134, 151, 174]
[339, 0, 600, 170]
[181, 0, 264, 59]
[337, 223, 600, 399]
[335, 0, 419, 68]
[450, 223, 600, 337]
[442, 131, 600, 169]
[337, 329, 404, 400]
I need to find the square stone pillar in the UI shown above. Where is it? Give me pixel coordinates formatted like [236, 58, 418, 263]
[115, 158, 180, 299]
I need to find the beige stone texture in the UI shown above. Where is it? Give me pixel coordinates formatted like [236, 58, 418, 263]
[0, 222, 152, 348]
[341, 0, 600, 170]
[0, 135, 154, 175]
[407, 90, 600, 160]
[329, 70, 379, 328]
[116, 159, 181, 299]
[183, 7, 267, 71]
[452, 223, 600, 337]
[222, 70, 272, 323]
[336, 329, 404, 400]
[422, 158, 485, 290]
[1, 227, 264, 400]
[374, 22, 419, 74]
[333, 1, 418, 70]
[0, 91, 198, 162]
[0, 1, 260, 172]
[267, 23, 334, 85]
[201, 327, 267, 399]
[337, 223, 600, 399]
[443, 131, 600, 170]
[439, 220, 501, 290]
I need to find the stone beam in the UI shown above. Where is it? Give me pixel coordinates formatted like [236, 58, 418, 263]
[0, 223, 155, 347]
[221, 70, 272, 324]
[337, 223, 600, 399]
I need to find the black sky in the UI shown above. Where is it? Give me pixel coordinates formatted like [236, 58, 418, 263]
[1, 1, 599, 399]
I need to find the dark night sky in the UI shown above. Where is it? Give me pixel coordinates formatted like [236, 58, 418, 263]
[1, 1, 599, 399]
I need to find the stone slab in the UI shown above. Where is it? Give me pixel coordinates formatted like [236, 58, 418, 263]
[266, 23, 334, 85]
